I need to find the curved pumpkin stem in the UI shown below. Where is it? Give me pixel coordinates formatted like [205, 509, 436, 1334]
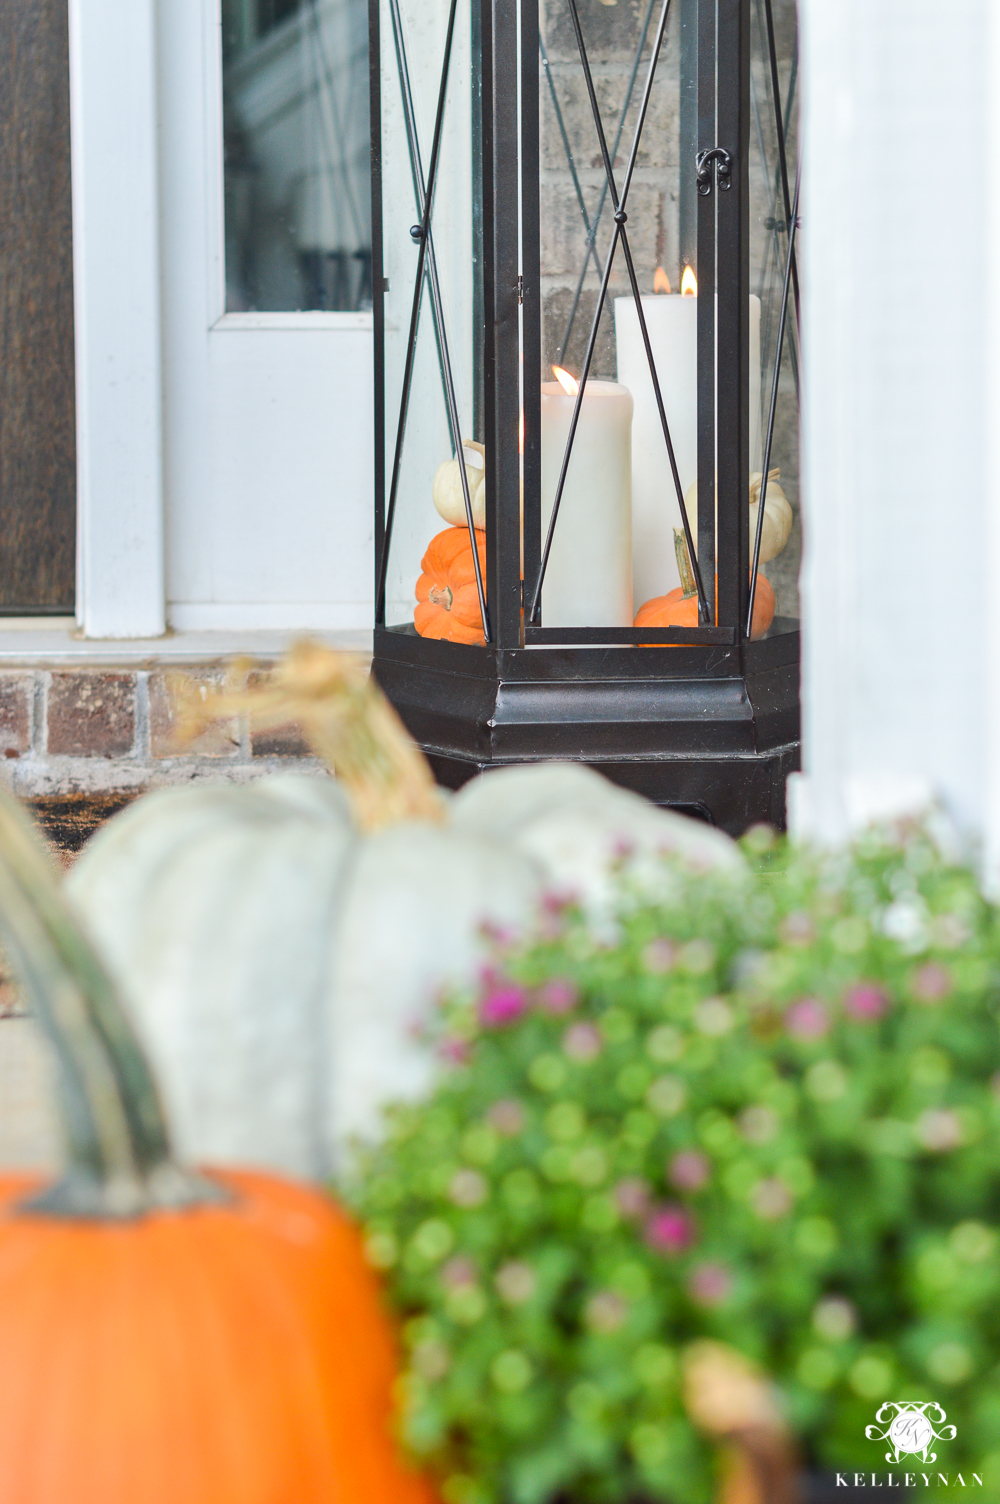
[0, 788, 218, 1217]
[172, 640, 446, 832]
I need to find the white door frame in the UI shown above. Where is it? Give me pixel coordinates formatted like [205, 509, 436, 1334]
[68, 0, 375, 638]
[68, 0, 166, 638]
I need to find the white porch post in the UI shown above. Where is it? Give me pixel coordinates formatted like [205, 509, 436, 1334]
[793, 0, 992, 846]
[68, 0, 166, 638]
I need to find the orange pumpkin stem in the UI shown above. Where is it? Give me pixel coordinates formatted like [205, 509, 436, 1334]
[0, 789, 218, 1216]
[414, 526, 488, 645]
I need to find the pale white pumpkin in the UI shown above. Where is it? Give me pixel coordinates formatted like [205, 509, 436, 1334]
[451, 762, 741, 914]
[65, 645, 743, 1182]
[683, 470, 793, 564]
[432, 440, 486, 528]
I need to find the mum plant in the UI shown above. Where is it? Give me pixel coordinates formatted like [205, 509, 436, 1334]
[351, 822, 1000, 1504]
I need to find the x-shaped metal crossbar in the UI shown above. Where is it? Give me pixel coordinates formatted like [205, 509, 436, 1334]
[378, 0, 491, 641]
[529, 0, 709, 623]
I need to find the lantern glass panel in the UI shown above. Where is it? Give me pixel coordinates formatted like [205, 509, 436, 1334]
[378, 0, 484, 632]
[534, 0, 692, 626]
[748, 0, 799, 625]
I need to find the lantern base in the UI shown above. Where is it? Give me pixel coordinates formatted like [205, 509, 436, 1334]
[373, 622, 800, 835]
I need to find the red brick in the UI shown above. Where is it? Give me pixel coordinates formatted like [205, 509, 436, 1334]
[251, 723, 312, 758]
[248, 668, 311, 758]
[47, 672, 136, 757]
[0, 675, 31, 758]
[149, 668, 239, 759]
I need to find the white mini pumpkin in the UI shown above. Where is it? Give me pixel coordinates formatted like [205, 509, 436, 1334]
[683, 470, 793, 564]
[65, 645, 742, 1181]
[432, 440, 487, 528]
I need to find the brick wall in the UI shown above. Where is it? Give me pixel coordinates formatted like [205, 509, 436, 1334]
[0, 661, 325, 852]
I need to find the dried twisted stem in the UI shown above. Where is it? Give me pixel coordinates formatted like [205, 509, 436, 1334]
[171, 640, 445, 832]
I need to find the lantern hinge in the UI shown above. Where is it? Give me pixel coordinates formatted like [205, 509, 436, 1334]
[516, 275, 523, 305]
[695, 147, 733, 195]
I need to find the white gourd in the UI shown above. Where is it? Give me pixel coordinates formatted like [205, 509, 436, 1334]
[451, 762, 741, 914]
[65, 647, 743, 1182]
[683, 470, 793, 564]
[432, 440, 486, 528]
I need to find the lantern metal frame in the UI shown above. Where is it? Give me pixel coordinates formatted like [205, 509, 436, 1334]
[369, 0, 800, 832]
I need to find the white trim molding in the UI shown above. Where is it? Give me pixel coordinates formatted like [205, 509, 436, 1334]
[68, 0, 166, 638]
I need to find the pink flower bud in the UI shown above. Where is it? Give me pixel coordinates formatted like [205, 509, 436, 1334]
[844, 983, 888, 1020]
[479, 985, 528, 1027]
[644, 1204, 696, 1255]
[786, 998, 830, 1039]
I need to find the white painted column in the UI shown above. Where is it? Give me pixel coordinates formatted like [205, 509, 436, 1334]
[793, 0, 990, 844]
[68, 0, 166, 638]
[985, 5, 1000, 887]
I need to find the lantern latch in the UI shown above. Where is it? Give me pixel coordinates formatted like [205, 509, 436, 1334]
[695, 147, 733, 196]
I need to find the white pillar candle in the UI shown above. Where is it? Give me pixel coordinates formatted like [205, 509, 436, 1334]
[614, 290, 761, 604]
[539, 377, 633, 627]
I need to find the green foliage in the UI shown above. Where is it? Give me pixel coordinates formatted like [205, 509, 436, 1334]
[347, 824, 1000, 1503]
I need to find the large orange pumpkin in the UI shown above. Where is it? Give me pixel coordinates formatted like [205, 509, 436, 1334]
[0, 790, 438, 1504]
[635, 572, 776, 640]
[414, 525, 487, 644]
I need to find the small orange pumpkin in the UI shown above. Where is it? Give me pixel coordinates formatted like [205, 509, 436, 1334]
[0, 789, 439, 1504]
[635, 573, 776, 639]
[414, 526, 487, 644]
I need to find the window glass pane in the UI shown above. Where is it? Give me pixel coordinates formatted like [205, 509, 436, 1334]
[222, 0, 372, 311]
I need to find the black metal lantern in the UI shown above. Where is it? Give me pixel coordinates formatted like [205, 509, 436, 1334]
[370, 0, 800, 833]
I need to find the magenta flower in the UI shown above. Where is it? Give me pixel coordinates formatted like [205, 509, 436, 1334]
[486, 1098, 526, 1136]
[644, 1204, 696, 1255]
[479, 985, 528, 1027]
[844, 983, 888, 1020]
[538, 891, 575, 940]
[537, 978, 578, 1015]
[440, 1256, 477, 1290]
[750, 1177, 792, 1220]
[916, 1108, 962, 1152]
[779, 911, 817, 946]
[912, 962, 952, 1002]
[786, 998, 831, 1039]
[613, 1177, 652, 1219]
[439, 1036, 471, 1065]
[668, 1150, 711, 1192]
[563, 1022, 603, 1062]
[642, 938, 677, 975]
[688, 1263, 732, 1306]
[584, 1290, 629, 1333]
[477, 921, 518, 950]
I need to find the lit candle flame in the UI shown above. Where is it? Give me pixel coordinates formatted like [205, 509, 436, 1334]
[552, 365, 580, 396]
[681, 265, 697, 297]
[653, 266, 671, 295]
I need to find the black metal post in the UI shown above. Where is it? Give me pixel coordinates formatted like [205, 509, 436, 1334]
[678, 0, 699, 276]
[696, 0, 716, 624]
[486, 0, 523, 648]
[522, 9, 542, 609]
[369, 0, 385, 623]
[715, 0, 750, 633]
